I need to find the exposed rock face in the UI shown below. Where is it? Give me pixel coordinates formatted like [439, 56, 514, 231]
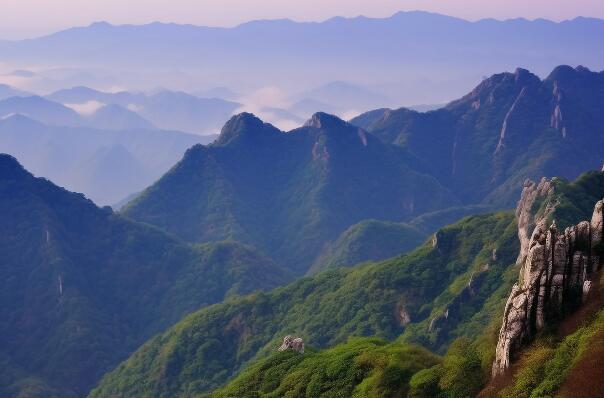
[278, 335, 305, 354]
[492, 199, 604, 377]
[515, 178, 555, 265]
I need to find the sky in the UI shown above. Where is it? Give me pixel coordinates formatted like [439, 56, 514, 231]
[1, 0, 604, 40]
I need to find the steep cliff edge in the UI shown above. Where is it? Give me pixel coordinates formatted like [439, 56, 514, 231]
[492, 196, 603, 377]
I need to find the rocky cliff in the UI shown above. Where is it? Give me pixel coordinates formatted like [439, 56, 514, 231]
[492, 195, 603, 376]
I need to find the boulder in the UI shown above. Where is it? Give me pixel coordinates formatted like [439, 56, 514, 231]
[278, 335, 305, 354]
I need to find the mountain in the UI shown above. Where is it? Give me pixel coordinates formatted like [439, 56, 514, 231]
[138, 90, 241, 134]
[46, 86, 140, 105]
[123, 112, 456, 274]
[310, 204, 499, 275]
[0, 84, 31, 100]
[0, 95, 83, 126]
[2, 13, 604, 105]
[0, 154, 290, 398]
[308, 219, 426, 274]
[68, 144, 151, 204]
[87, 104, 155, 130]
[351, 65, 604, 206]
[89, 170, 604, 398]
[46, 87, 240, 134]
[0, 114, 209, 204]
[89, 210, 518, 397]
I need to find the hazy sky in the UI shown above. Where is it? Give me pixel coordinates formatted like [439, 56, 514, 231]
[1, 0, 603, 39]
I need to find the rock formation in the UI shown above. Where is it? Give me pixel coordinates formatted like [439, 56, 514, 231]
[515, 177, 555, 265]
[492, 198, 604, 377]
[278, 335, 305, 354]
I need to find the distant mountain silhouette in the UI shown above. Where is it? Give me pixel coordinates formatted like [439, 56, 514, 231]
[2, 12, 603, 105]
[47, 87, 240, 134]
[0, 83, 31, 100]
[88, 104, 156, 130]
[0, 95, 84, 126]
[0, 114, 212, 204]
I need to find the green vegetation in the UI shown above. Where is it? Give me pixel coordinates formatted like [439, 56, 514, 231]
[89, 211, 518, 397]
[309, 219, 426, 274]
[534, 171, 604, 229]
[124, 112, 457, 274]
[206, 338, 440, 398]
[0, 154, 290, 398]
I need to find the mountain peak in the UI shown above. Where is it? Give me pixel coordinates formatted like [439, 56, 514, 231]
[545, 64, 590, 81]
[0, 154, 31, 180]
[304, 112, 348, 129]
[215, 112, 281, 146]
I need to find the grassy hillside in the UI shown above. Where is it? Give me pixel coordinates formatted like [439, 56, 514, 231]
[89, 211, 518, 397]
[206, 338, 440, 398]
[0, 154, 290, 398]
[309, 219, 426, 274]
[92, 171, 604, 398]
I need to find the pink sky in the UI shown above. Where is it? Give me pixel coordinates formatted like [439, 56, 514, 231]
[1, 0, 603, 39]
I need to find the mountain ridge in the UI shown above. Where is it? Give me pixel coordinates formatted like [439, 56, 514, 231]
[124, 111, 456, 274]
[0, 154, 291, 397]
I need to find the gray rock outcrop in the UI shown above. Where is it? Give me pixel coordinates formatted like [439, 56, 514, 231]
[278, 335, 305, 354]
[492, 198, 604, 377]
[515, 177, 555, 265]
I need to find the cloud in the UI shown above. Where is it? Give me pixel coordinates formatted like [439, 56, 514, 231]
[64, 100, 105, 115]
[234, 86, 302, 130]
[338, 109, 361, 121]
[126, 103, 143, 112]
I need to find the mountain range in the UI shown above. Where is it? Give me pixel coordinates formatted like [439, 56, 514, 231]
[1, 62, 604, 398]
[89, 170, 604, 398]
[122, 65, 603, 275]
[0, 154, 290, 397]
[0, 113, 212, 205]
[45, 86, 241, 134]
[1, 12, 603, 107]
[123, 112, 455, 274]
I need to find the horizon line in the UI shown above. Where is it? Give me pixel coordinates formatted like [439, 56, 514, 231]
[3, 9, 603, 42]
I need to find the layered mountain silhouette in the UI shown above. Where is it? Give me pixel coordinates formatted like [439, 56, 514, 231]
[0, 95, 84, 127]
[88, 104, 156, 130]
[46, 86, 240, 134]
[124, 112, 455, 274]
[123, 66, 603, 273]
[0, 84, 31, 100]
[0, 154, 290, 398]
[0, 114, 212, 204]
[351, 65, 604, 206]
[1, 12, 604, 105]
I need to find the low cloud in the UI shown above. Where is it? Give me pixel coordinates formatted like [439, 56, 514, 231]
[234, 86, 302, 131]
[338, 110, 361, 121]
[64, 100, 105, 115]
